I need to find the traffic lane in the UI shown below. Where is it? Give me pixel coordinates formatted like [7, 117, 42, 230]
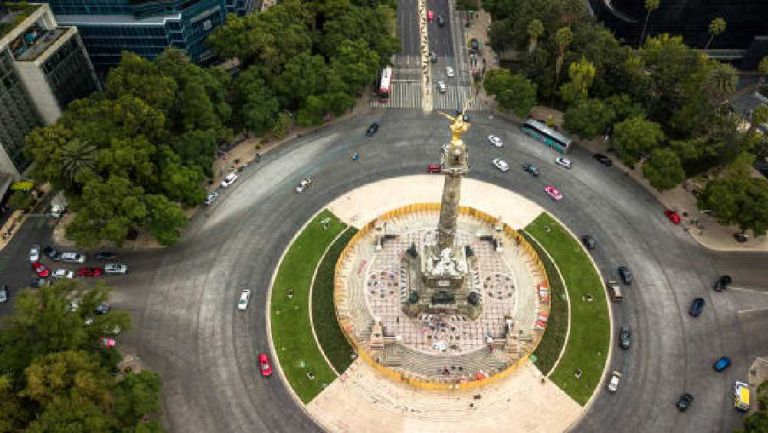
[397, 0, 420, 56]
[709, 251, 768, 290]
[427, 0, 454, 57]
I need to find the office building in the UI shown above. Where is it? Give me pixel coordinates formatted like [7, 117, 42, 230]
[0, 2, 99, 182]
[38, 0, 255, 75]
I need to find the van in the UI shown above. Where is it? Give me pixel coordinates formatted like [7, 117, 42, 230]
[60, 251, 85, 264]
[607, 280, 623, 302]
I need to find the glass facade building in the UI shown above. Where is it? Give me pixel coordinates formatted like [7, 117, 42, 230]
[39, 0, 255, 74]
[0, 49, 41, 171]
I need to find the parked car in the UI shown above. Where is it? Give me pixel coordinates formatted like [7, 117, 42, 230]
[95, 302, 111, 315]
[492, 158, 509, 172]
[29, 244, 41, 263]
[713, 356, 732, 372]
[95, 251, 118, 261]
[593, 153, 612, 166]
[365, 122, 380, 137]
[555, 156, 572, 169]
[544, 185, 563, 201]
[676, 393, 694, 412]
[52, 269, 75, 279]
[607, 370, 622, 393]
[437, 14, 445, 26]
[0, 285, 9, 303]
[618, 266, 633, 285]
[104, 263, 128, 275]
[437, 80, 447, 93]
[221, 172, 238, 188]
[427, 163, 442, 174]
[60, 251, 86, 264]
[32, 262, 50, 278]
[43, 246, 61, 261]
[713, 275, 731, 292]
[487, 134, 503, 147]
[581, 235, 596, 250]
[238, 289, 251, 311]
[619, 324, 631, 349]
[77, 267, 103, 277]
[258, 352, 273, 377]
[429, 51, 437, 63]
[446, 66, 454, 77]
[689, 297, 705, 317]
[664, 210, 681, 225]
[204, 192, 219, 206]
[295, 178, 313, 193]
[100, 337, 117, 348]
[30, 278, 49, 288]
[522, 163, 540, 177]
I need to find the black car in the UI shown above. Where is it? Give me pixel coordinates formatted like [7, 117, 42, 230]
[95, 251, 118, 260]
[713, 275, 732, 292]
[689, 297, 705, 317]
[437, 14, 445, 27]
[365, 122, 380, 137]
[43, 246, 61, 261]
[0, 285, 8, 303]
[619, 324, 631, 350]
[676, 393, 694, 411]
[618, 266, 633, 285]
[581, 235, 596, 250]
[593, 153, 612, 166]
[522, 163, 540, 177]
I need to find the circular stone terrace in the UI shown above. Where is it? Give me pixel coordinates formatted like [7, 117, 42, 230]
[335, 203, 549, 385]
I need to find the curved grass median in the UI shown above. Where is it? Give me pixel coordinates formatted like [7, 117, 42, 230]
[524, 213, 610, 406]
[271, 209, 347, 403]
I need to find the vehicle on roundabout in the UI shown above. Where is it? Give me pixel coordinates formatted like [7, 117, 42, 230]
[714, 275, 732, 292]
[492, 158, 509, 172]
[593, 153, 612, 166]
[607, 370, 622, 393]
[238, 289, 251, 311]
[258, 352, 273, 377]
[427, 163, 442, 173]
[619, 324, 631, 349]
[446, 66, 454, 77]
[365, 122, 380, 137]
[688, 297, 705, 317]
[295, 178, 313, 193]
[676, 393, 694, 412]
[544, 185, 563, 201]
[32, 262, 50, 278]
[487, 134, 503, 147]
[221, 172, 238, 188]
[713, 356, 731, 372]
[204, 192, 219, 206]
[555, 156, 572, 169]
[522, 163, 540, 177]
[618, 266, 633, 285]
[664, 209, 681, 224]
[581, 234, 596, 250]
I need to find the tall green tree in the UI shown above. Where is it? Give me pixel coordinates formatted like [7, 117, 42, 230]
[484, 69, 537, 117]
[611, 116, 665, 166]
[564, 98, 616, 139]
[559, 56, 595, 104]
[758, 56, 768, 87]
[642, 148, 685, 190]
[527, 19, 544, 53]
[639, 0, 660, 46]
[554, 27, 573, 85]
[704, 17, 726, 50]
[703, 61, 737, 106]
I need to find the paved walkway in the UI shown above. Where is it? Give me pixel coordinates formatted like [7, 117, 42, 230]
[308, 359, 582, 433]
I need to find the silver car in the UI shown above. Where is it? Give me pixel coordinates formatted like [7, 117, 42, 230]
[492, 158, 509, 172]
[104, 263, 128, 275]
[29, 244, 41, 263]
[204, 192, 219, 206]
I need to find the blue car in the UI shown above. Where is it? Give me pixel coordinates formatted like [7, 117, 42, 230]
[713, 356, 732, 372]
[689, 297, 705, 317]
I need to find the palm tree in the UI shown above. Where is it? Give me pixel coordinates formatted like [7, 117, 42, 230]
[527, 19, 544, 54]
[60, 139, 97, 184]
[554, 27, 573, 85]
[758, 56, 768, 87]
[703, 62, 737, 106]
[639, 0, 660, 47]
[747, 104, 768, 137]
[704, 17, 726, 50]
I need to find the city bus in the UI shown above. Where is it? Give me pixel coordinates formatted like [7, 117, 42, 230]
[378, 66, 392, 102]
[521, 119, 573, 154]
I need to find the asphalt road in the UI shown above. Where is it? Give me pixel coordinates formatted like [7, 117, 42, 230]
[397, 0, 420, 56]
[3, 110, 767, 433]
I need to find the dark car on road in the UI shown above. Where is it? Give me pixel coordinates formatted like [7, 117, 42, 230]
[430, 51, 437, 63]
[618, 266, 633, 285]
[43, 246, 61, 261]
[437, 14, 445, 27]
[619, 324, 631, 350]
[713, 356, 731, 372]
[0, 285, 9, 303]
[581, 235, 596, 250]
[365, 122, 380, 137]
[713, 275, 731, 292]
[689, 297, 705, 317]
[95, 251, 118, 261]
[522, 163, 540, 177]
[676, 393, 694, 411]
[593, 153, 612, 166]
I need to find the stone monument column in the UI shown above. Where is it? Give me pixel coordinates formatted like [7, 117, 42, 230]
[437, 112, 470, 250]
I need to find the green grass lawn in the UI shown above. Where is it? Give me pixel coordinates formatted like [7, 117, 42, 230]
[522, 230, 569, 375]
[270, 209, 347, 403]
[312, 227, 357, 374]
[525, 213, 610, 406]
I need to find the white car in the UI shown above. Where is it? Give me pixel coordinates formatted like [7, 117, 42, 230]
[607, 370, 622, 393]
[204, 191, 219, 206]
[295, 178, 313, 193]
[52, 269, 74, 279]
[437, 80, 446, 93]
[104, 263, 128, 275]
[487, 135, 503, 147]
[238, 289, 251, 311]
[555, 156, 572, 169]
[492, 158, 509, 172]
[446, 66, 454, 77]
[221, 172, 238, 188]
[29, 244, 40, 263]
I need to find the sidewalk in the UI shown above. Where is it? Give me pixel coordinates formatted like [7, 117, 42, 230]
[577, 138, 768, 252]
[463, 8, 497, 111]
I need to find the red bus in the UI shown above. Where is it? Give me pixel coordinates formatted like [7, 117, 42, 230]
[378, 66, 392, 101]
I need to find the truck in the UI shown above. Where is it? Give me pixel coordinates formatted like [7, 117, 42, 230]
[734, 381, 750, 411]
[49, 191, 67, 218]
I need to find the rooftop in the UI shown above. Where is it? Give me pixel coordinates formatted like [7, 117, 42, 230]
[13, 26, 65, 61]
[0, 2, 39, 39]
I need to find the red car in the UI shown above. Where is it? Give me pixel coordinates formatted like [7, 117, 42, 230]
[77, 267, 104, 277]
[544, 185, 563, 201]
[258, 352, 273, 377]
[427, 10, 434, 22]
[427, 163, 442, 173]
[664, 210, 681, 225]
[32, 262, 50, 278]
